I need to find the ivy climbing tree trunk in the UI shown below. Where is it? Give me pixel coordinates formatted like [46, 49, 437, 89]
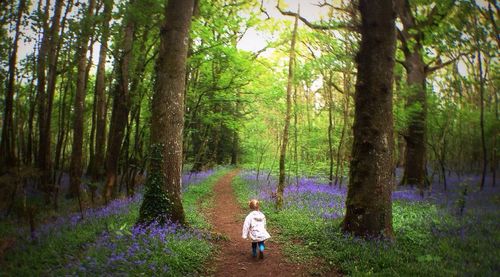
[276, 10, 298, 210]
[342, 0, 396, 239]
[138, 0, 195, 225]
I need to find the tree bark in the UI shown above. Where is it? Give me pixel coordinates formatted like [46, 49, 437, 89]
[138, 0, 195, 225]
[35, 0, 51, 177]
[326, 73, 335, 185]
[69, 0, 96, 198]
[40, 0, 65, 197]
[89, 0, 113, 181]
[277, 11, 298, 210]
[335, 71, 351, 187]
[477, 44, 487, 190]
[395, 0, 428, 191]
[0, 0, 26, 172]
[103, 5, 135, 203]
[342, 0, 396, 239]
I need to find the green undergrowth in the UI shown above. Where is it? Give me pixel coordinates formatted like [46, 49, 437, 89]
[232, 175, 500, 276]
[0, 169, 230, 276]
[184, 168, 231, 230]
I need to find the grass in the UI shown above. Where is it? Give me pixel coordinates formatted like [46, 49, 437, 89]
[232, 172, 500, 276]
[0, 168, 230, 276]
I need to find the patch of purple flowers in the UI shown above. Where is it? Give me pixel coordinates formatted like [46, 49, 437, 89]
[32, 194, 143, 239]
[69, 218, 206, 275]
[182, 169, 216, 191]
[241, 170, 499, 222]
[30, 169, 218, 239]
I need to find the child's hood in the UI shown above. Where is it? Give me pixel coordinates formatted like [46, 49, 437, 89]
[249, 211, 265, 221]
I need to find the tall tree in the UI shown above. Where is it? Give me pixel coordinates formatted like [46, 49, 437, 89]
[395, 0, 460, 190]
[474, 9, 487, 190]
[0, 0, 26, 172]
[276, 10, 298, 210]
[68, 0, 96, 198]
[138, 0, 195, 224]
[40, 0, 65, 196]
[342, 0, 396, 238]
[88, 0, 113, 182]
[103, 0, 135, 202]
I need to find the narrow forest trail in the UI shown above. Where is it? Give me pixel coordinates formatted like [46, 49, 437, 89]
[207, 170, 310, 277]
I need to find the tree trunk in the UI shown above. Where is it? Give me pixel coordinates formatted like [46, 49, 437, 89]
[89, 0, 113, 181]
[326, 73, 334, 185]
[69, 0, 96, 198]
[276, 11, 298, 210]
[0, 0, 26, 172]
[477, 47, 487, 190]
[35, 0, 51, 180]
[103, 8, 135, 203]
[342, 0, 396, 239]
[138, 0, 195, 225]
[293, 85, 299, 185]
[335, 72, 351, 187]
[400, 52, 427, 192]
[39, 0, 65, 198]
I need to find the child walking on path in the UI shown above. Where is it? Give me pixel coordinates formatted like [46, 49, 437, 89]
[242, 199, 271, 259]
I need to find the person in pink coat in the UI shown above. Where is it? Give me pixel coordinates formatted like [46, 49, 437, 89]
[242, 199, 271, 258]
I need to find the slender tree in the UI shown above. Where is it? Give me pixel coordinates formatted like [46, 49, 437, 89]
[88, 0, 113, 182]
[276, 10, 298, 210]
[342, 0, 396, 238]
[40, 0, 65, 197]
[103, 1, 135, 202]
[138, 0, 195, 224]
[68, 0, 96, 198]
[0, 0, 26, 172]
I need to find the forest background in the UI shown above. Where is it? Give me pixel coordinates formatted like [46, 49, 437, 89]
[0, 0, 498, 274]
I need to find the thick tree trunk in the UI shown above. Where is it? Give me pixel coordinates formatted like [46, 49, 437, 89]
[0, 0, 26, 172]
[103, 11, 135, 203]
[89, 0, 113, 181]
[401, 52, 427, 192]
[276, 12, 298, 210]
[342, 0, 396, 239]
[69, 0, 96, 198]
[138, 0, 195, 225]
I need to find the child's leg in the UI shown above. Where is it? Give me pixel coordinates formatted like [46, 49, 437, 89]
[251, 242, 257, 257]
[258, 241, 265, 252]
[258, 241, 265, 258]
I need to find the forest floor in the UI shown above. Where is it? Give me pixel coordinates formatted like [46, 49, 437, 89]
[206, 170, 338, 276]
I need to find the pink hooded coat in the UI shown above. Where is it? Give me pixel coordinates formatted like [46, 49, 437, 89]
[242, 210, 271, 242]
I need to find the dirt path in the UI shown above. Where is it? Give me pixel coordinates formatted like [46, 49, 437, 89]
[208, 170, 309, 277]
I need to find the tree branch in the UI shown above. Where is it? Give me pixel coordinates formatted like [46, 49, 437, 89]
[425, 50, 472, 74]
[260, 0, 270, 20]
[276, 1, 357, 32]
